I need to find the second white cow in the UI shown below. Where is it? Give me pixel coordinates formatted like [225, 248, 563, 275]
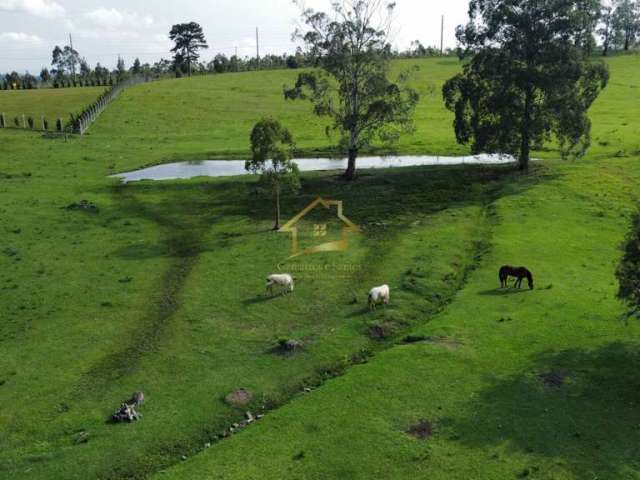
[368, 284, 390, 310]
[266, 274, 294, 296]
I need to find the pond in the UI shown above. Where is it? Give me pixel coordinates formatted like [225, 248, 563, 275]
[112, 154, 515, 183]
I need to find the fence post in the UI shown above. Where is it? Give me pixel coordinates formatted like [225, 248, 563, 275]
[22, 114, 26, 129]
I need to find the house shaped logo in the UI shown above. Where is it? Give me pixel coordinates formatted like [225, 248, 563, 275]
[280, 197, 361, 258]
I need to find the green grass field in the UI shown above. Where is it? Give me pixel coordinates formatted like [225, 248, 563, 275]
[0, 86, 106, 127]
[0, 55, 639, 480]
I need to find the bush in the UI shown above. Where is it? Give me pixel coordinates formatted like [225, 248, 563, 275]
[56, 118, 63, 132]
[27, 117, 34, 129]
[43, 119, 49, 130]
[0, 114, 5, 128]
[617, 210, 640, 309]
[13, 116, 20, 127]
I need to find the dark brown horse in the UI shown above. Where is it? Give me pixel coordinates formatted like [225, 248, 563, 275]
[499, 266, 534, 290]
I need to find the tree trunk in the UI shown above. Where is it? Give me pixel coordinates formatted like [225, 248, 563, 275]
[344, 148, 357, 180]
[274, 187, 281, 230]
[519, 85, 533, 172]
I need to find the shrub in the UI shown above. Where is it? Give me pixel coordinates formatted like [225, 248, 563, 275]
[617, 210, 640, 310]
[13, 116, 20, 127]
[27, 117, 34, 129]
[56, 118, 63, 132]
[0, 114, 5, 128]
[43, 119, 49, 130]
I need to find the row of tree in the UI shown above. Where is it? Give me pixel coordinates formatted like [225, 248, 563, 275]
[599, 0, 640, 55]
[4, 0, 636, 88]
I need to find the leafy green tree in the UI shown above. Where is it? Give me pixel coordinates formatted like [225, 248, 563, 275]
[6, 71, 21, 89]
[212, 53, 230, 73]
[599, 3, 615, 55]
[116, 56, 126, 80]
[51, 45, 80, 79]
[574, 0, 602, 54]
[169, 22, 208, 76]
[285, 0, 419, 180]
[616, 210, 640, 316]
[79, 58, 90, 78]
[246, 118, 300, 230]
[443, 0, 609, 171]
[39, 67, 50, 83]
[131, 58, 142, 74]
[612, 0, 640, 50]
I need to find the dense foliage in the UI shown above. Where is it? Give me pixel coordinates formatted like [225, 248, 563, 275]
[443, 0, 609, 170]
[617, 210, 640, 311]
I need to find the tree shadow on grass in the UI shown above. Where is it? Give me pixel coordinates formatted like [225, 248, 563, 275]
[451, 342, 640, 479]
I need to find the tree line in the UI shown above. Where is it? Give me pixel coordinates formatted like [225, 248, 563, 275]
[5, 0, 635, 89]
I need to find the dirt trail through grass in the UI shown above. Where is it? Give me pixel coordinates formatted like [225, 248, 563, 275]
[77, 186, 210, 389]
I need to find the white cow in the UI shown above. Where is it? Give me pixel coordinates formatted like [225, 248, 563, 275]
[368, 285, 390, 310]
[266, 274, 294, 296]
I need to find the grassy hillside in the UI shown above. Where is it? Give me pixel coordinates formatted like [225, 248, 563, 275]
[89, 58, 467, 160]
[0, 86, 106, 125]
[156, 158, 640, 480]
[0, 56, 639, 480]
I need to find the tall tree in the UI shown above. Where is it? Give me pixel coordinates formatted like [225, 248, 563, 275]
[51, 46, 64, 74]
[131, 58, 142, 74]
[599, 2, 615, 55]
[246, 118, 300, 230]
[574, 0, 602, 55]
[169, 22, 208, 76]
[285, 0, 419, 180]
[443, 0, 609, 171]
[51, 45, 80, 78]
[79, 58, 90, 78]
[116, 56, 126, 80]
[39, 67, 50, 83]
[612, 0, 640, 50]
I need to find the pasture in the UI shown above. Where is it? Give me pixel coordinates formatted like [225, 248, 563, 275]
[0, 55, 639, 480]
[0, 86, 107, 126]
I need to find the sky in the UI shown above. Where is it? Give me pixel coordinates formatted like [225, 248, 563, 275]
[0, 0, 471, 73]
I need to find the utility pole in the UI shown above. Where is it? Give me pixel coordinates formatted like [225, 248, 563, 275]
[256, 27, 260, 70]
[440, 15, 444, 56]
[69, 33, 76, 80]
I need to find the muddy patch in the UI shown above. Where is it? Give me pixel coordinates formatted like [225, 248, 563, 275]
[225, 389, 253, 407]
[407, 419, 433, 440]
[539, 371, 568, 388]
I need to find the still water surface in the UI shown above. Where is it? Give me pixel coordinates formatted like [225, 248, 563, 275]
[113, 154, 515, 183]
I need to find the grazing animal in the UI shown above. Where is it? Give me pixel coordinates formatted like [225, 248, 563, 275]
[111, 403, 141, 423]
[266, 274, 294, 296]
[499, 266, 534, 290]
[368, 285, 390, 310]
[127, 391, 145, 407]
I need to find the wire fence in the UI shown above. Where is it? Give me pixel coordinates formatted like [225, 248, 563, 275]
[71, 75, 157, 135]
[0, 75, 158, 136]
